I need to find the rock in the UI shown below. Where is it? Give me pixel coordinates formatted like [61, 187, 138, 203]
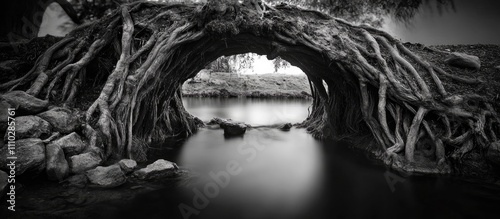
[38, 107, 81, 134]
[118, 159, 137, 173]
[486, 141, 500, 166]
[69, 152, 102, 174]
[0, 100, 12, 134]
[0, 170, 7, 194]
[220, 121, 247, 136]
[444, 52, 481, 70]
[0, 138, 45, 175]
[6, 116, 51, 140]
[49, 132, 87, 156]
[1, 91, 49, 114]
[45, 143, 69, 181]
[133, 159, 178, 180]
[495, 65, 500, 70]
[86, 164, 126, 188]
[64, 174, 88, 188]
[279, 123, 293, 131]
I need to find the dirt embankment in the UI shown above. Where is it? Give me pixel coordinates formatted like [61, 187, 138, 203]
[181, 72, 312, 99]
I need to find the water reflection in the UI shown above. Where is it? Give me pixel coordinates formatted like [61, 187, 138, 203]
[176, 128, 324, 219]
[182, 97, 312, 126]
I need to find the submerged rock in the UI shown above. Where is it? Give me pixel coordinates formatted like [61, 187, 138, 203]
[444, 52, 481, 70]
[46, 143, 69, 181]
[220, 121, 247, 136]
[1, 90, 49, 114]
[69, 152, 102, 174]
[7, 116, 51, 140]
[134, 159, 177, 180]
[279, 123, 293, 131]
[0, 138, 45, 175]
[49, 132, 87, 156]
[118, 159, 137, 173]
[86, 164, 126, 188]
[64, 174, 88, 188]
[38, 107, 81, 134]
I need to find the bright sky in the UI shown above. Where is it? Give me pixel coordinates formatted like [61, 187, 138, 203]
[241, 55, 305, 75]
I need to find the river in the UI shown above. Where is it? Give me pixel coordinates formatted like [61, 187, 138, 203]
[113, 97, 500, 219]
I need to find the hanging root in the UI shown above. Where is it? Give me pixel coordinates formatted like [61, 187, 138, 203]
[2, 2, 497, 173]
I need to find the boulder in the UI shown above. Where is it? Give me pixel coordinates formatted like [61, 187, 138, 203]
[45, 143, 69, 181]
[69, 152, 102, 174]
[86, 164, 126, 188]
[444, 52, 481, 70]
[38, 107, 81, 134]
[49, 132, 87, 156]
[220, 121, 247, 136]
[486, 141, 500, 166]
[279, 123, 293, 131]
[0, 100, 11, 134]
[0, 138, 45, 175]
[118, 159, 137, 173]
[1, 91, 49, 114]
[0, 170, 7, 194]
[133, 159, 177, 180]
[64, 174, 88, 188]
[6, 116, 51, 140]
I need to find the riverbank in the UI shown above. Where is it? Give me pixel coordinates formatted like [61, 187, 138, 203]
[181, 72, 312, 99]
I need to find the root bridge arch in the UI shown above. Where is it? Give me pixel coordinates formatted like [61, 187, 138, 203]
[2, 1, 499, 173]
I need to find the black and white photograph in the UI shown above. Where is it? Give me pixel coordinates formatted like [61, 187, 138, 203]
[1, 0, 500, 218]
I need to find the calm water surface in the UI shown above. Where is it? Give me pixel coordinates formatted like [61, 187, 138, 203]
[112, 97, 500, 219]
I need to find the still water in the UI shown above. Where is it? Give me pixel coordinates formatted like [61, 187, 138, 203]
[111, 97, 500, 219]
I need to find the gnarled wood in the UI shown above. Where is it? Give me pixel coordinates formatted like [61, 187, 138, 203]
[1, 1, 498, 174]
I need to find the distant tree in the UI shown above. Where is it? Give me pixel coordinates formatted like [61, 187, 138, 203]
[272, 57, 290, 73]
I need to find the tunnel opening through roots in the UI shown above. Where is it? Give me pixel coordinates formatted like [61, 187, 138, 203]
[2, 1, 499, 174]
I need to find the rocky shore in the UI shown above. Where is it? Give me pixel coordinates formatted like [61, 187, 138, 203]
[0, 90, 182, 197]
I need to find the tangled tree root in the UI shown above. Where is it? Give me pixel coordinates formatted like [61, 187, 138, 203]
[1, 1, 498, 174]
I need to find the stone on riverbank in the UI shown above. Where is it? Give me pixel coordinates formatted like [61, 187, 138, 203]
[50, 132, 87, 156]
[0, 100, 11, 134]
[46, 143, 69, 181]
[134, 159, 177, 180]
[38, 107, 81, 134]
[444, 52, 481, 70]
[0, 170, 7, 194]
[118, 159, 137, 173]
[0, 138, 45, 175]
[1, 91, 49, 114]
[8, 116, 51, 140]
[69, 152, 102, 174]
[86, 164, 126, 188]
